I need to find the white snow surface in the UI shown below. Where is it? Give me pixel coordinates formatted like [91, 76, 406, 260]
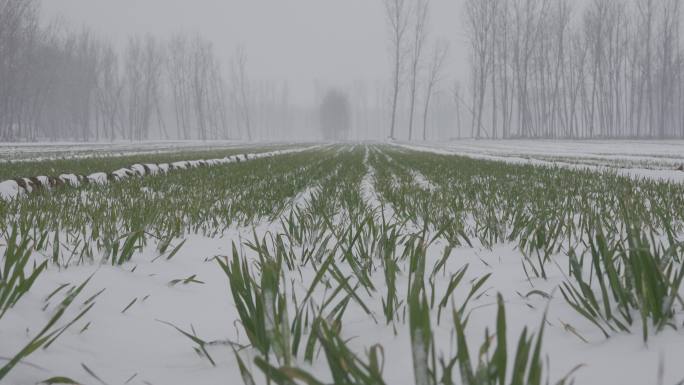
[0, 180, 22, 200]
[36, 176, 50, 187]
[87, 172, 108, 185]
[0, 140, 254, 163]
[398, 140, 684, 183]
[58, 174, 80, 187]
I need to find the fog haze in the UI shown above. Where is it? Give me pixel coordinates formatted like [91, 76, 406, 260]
[4, 0, 683, 142]
[43, 0, 466, 106]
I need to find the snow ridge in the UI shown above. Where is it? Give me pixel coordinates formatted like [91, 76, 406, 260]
[0, 146, 318, 201]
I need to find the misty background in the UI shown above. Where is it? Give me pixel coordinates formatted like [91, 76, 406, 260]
[2, 0, 684, 142]
[43, 0, 468, 106]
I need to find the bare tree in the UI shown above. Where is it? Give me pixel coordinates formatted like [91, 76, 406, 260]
[656, 0, 680, 137]
[124, 35, 164, 140]
[465, 0, 497, 138]
[408, 0, 430, 140]
[232, 46, 252, 141]
[95, 42, 123, 141]
[637, 0, 656, 137]
[0, 0, 40, 140]
[384, 0, 410, 140]
[422, 40, 449, 141]
[0, 0, 242, 142]
[167, 34, 191, 139]
[190, 36, 211, 140]
[452, 82, 463, 139]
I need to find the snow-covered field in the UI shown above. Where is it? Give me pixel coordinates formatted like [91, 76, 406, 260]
[401, 140, 684, 183]
[0, 146, 319, 201]
[0, 140, 292, 162]
[1, 144, 684, 385]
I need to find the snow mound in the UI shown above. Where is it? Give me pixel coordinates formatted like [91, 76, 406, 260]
[0, 180, 22, 200]
[0, 146, 319, 201]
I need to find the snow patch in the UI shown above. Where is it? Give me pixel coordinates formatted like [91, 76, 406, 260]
[58, 174, 80, 187]
[0, 180, 22, 200]
[88, 172, 109, 185]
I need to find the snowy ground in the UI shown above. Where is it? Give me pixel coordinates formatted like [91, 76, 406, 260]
[0, 146, 319, 200]
[0, 140, 301, 162]
[7, 229, 682, 385]
[2, 143, 684, 385]
[400, 139, 684, 183]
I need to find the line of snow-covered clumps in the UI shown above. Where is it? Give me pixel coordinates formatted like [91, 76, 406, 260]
[0, 147, 314, 201]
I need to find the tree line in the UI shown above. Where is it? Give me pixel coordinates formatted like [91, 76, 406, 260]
[463, 0, 684, 139]
[6, 0, 682, 142]
[383, 0, 684, 140]
[384, 0, 450, 141]
[0, 0, 306, 142]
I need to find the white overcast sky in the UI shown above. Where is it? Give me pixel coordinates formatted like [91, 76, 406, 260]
[42, 0, 468, 105]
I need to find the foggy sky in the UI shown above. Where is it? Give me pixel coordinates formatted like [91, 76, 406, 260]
[42, 0, 467, 106]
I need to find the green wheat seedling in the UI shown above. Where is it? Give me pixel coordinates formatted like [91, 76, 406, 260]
[409, 283, 437, 385]
[405, 228, 439, 385]
[168, 274, 205, 287]
[450, 294, 577, 385]
[435, 265, 491, 325]
[381, 243, 401, 325]
[561, 225, 684, 341]
[254, 318, 387, 385]
[158, 320, 217, 366]
[218, 241, 294, 365]
[0, 226, 47, 319]
[105, 230, 145, 265]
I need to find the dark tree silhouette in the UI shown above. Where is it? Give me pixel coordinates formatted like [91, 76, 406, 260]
[319, 89, 350, 141]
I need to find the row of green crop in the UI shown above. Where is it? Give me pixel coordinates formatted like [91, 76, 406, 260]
[0, 147, 339, 266]
[371, 147, 684, 342]
[0, 146, 342, 382]
[182, 147, 575, 385]
[0, 144, 291, 181]
[2, 144, 682, 384]
[20, 144, 668, 383]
